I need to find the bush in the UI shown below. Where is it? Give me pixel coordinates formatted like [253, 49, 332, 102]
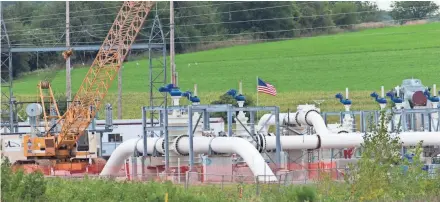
[210, 92, 255, 124]
[1, 156, 47, 202]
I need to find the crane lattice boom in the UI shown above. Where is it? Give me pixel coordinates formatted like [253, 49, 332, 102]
[57, 1, 155, 149]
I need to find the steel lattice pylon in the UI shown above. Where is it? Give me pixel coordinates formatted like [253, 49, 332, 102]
[1, 2, 16, 133]
[148, 14, 167, 136]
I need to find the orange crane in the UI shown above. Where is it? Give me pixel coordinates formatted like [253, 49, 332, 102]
[14, 1, 155, 174]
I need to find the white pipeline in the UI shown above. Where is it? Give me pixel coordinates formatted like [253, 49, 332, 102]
[100, 136, 277, 181]
[100, 137, 164, 176]
[264, 132, 440, 151]
[258, 108, 329, 136]
[175, 136, 277, 181]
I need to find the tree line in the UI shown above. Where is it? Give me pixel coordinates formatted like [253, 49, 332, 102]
[1, 1, 439, 79]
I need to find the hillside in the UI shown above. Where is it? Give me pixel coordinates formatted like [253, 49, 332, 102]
[7, 23, 440, 118]
[12, 23, 440, 94]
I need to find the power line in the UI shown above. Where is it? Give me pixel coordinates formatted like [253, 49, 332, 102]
[4, 4, 433, 36]
[9, 26, 440, 48]
[2, 1, 245, 24]
[2, 6, 419, 40]
[171, 17, 438, 40]
[174, 6, 435, 28]
[4, 5, 120, 23]
[8, 15, 438, 46]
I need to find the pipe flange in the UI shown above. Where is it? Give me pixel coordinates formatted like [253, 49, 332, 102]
[304, 110, 320, 126]
[173, 135, 189, 156]
[255, 134, 262, 153]
[295, 113, 301, 126]
[208, 137, 220, 155]
[316, 135, 321, 149]
[261, 134, 267, 152]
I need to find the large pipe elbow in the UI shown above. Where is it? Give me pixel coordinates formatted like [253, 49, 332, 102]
[175, 136, 277, 182]
[257, 113, 298, 133]
[100, 137, 163, 176]
[210, 137, 278, 182]
[295, 108, 329, 136]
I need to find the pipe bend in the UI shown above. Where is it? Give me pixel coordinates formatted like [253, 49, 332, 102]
[100, 138, 141, 176]
[304, 109, 320, 126]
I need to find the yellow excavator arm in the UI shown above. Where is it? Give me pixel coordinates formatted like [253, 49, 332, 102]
[54, 1, 155, 151]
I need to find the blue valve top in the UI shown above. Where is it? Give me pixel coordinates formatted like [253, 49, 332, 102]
[386, 91, 403, 104]
[235, 94, 246, 101]
[190, 96, 200, 103]
[335, 93, 352, 105]
[182, 90, 201, 103]
[226, 89, 246, 101]
[169, 87, 182, 97]
[424, 88, 440, 102]
[370, 92, 387, 104]
[158, 83, 176, 93]
[226, 89, 237, 97]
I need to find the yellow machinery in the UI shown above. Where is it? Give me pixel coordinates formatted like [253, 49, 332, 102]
[14, 1, 155, 174]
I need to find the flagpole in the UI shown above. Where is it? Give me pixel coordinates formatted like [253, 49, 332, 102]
[256, 76, 259, 118]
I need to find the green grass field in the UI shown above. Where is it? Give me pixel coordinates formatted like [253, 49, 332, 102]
[8, 23, 440, 118]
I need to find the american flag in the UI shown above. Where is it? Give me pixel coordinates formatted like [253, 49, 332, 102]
[257, 77, 277, 96]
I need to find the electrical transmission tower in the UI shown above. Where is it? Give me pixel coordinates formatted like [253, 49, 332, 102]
[148, 13, 167, 136]
[1, 3, 16, 133]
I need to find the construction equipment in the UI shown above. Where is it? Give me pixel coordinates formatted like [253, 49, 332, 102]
[13, 1, 155, 174]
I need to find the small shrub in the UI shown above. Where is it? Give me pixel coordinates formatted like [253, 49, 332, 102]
[295, 186, 317, 202]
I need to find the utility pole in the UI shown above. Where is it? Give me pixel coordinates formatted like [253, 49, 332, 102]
[170, 0, 175, 86]
[66, 0, 71, 104]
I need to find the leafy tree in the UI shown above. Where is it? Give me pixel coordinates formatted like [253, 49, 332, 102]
[354, 1, 380, 22]
[331, 2, 359, 27]
[216, 1, 299, 39]
[390, 1, 439, 23]
[297, 2, 335, 35]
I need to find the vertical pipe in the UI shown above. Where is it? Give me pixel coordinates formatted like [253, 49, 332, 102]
[159, 109, 164, 137]
[360, 111, 364, 132]
[142, 107, 147, 156]
[346, 88, 349, 99]
[194, 83, 198, 96]
[99, 132, 103, 157]
[203, 109, 209, 131]
[188, 105, 194, 171]
[250, 111, 255, 135]
[340, 112, 343, 125]
[433, 84, 437, 96]
[381, 86, 384, 98]
[141, 107, 147, 178]
[428, 113, 432, 132]
[164, 108, 169, 172]
[227, 105, 233, 137]
[275, 107, 281, 168]
[402, 110, 407, 131]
